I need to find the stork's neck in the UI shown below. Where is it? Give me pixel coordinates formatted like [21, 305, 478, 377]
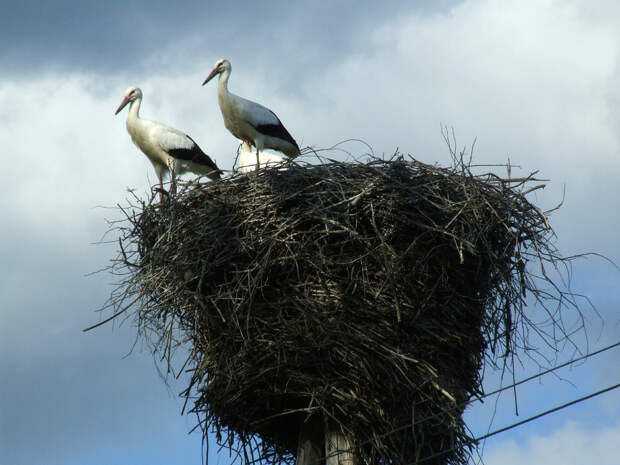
[126, 97, 142, 129]
[217, 68, 231, 100]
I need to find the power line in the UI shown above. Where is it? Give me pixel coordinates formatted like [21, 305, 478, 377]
[353, 340, 620, 450]
[415, 381, 620, 465]
[309, 339, 620, 465]
[483, 339, 620, 399]
[225, 341, 620, 465]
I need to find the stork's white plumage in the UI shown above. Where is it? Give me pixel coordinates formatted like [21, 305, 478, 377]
[115, 86, 221, 199]
[202, 59, 300, 169]
[237, 141, 286, 173]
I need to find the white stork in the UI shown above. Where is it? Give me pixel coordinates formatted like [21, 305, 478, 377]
[115, 86, 221, 200]
[202, 59, 300, 169]
[237, 140, 285, 173]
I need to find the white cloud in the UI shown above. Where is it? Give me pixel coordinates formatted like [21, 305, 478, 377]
[299, 0, 620, 162]
[0, 75, 135, 237]
[291, 0, 620, 257]
[484, 420, 620, 465]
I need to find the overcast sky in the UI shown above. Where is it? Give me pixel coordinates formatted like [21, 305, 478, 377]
[1, 1, 620, 464]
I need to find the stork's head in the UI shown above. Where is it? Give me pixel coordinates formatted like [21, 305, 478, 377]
[202, 59, 231, 85]
[115, 86, 142, 115]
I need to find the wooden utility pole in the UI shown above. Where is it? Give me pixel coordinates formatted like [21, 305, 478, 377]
[325, 427, 356, 465]
[297, 417, 324, 465]
[296, 417, 357, 465]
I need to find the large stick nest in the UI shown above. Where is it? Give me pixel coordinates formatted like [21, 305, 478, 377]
[103, 151, 581, 465]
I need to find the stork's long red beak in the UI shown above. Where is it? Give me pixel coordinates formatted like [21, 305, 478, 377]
[115, 95, 131, 115]
[202, 67, 219, 86]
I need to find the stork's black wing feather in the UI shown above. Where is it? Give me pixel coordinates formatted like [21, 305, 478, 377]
[168, 136, 222, 176]
[254, 123, 299, 150]
[247, 109, 299, 151]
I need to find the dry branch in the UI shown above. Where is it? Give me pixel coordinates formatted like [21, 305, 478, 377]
[100, 153, 583, 465]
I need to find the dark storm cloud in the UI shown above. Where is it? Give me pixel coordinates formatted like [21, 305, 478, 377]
[0, 0, 463, 75]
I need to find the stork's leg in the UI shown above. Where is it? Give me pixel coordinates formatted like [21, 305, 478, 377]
[255, 147, 261, 171]
[170, 175, 177, 196]
[169, 159, 177, 196]
[158, 174, 165, 203]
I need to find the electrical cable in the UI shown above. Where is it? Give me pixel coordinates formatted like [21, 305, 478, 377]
[414, 381, 620, 465]
[307, 339, 620, 465]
